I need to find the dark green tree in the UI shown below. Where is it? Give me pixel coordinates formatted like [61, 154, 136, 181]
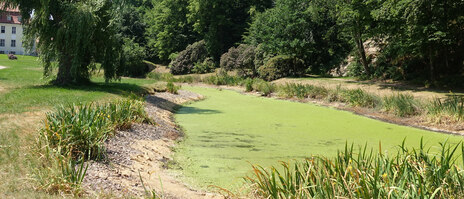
[144, 0, 197, 62]
[337, 0, 379, 76]
[4, 0, 125, 85]
[246, 0, 350, 73]
[374, 0, 464, 82]
[188, 0, 273, 61]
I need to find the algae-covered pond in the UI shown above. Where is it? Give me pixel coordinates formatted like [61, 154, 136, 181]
[174, 86, 463, 190]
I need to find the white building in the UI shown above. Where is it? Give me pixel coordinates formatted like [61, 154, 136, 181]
[0, 7, 35, 55]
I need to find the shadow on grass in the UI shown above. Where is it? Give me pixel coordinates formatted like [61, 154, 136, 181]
[176, 106, 221, 115]
[145, 94, 221, 115]
[26, 82, 148, 97]
[343, 79, 464, 95]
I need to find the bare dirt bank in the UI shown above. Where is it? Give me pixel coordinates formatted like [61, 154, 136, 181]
[83, 91, 223, 199]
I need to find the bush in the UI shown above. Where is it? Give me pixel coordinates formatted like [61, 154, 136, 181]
[252, 79, 276, 96]
[121, 38, 149, 77]
[192, 57, 216, 74]
[41, 100, 152, 160]
[383, 94, 420, 117]
[243, 78, 254, 92]
[246, 141, 464, 198]
[169, 40, 210, 75]
[258, 55, 306, 81]
[220, 44, 258, 78]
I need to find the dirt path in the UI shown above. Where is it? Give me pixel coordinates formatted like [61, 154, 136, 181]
[83, 91, 224, 198]
[273, 78, 460, 100]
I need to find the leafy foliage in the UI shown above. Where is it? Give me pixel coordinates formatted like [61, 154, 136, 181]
[187, 0, 273, 60]
[258, 55, 306, 81]
[144, 0, 197, 62]
[246, 0, 350, 74]
[220, 44, 258, 78]
[120, 38, 149, 77]
[168, 40, 210, 74]
[4, 0, 126, 85]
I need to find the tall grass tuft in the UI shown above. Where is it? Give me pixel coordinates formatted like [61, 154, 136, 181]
[253, 79, 276, 96]
[246, 140, 464, 198]
[383, 93, 420, 117]
[36, 99, 152, 195]
[427, 95, 464, 122]
[41, 99, 152, 160]
[278, 83, 328, 99]
[166, 80, 180, 94]
[342, 89, 380, 108]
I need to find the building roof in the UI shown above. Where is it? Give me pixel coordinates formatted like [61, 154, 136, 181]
[0, 4, 21, 25]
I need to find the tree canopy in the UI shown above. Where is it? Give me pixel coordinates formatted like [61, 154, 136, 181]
[4, 0, 128, 85]
[3, 0, 463, 85]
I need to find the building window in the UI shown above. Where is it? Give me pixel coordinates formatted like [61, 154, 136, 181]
[10, 51, 15, 55]
[0, 39, 4, 47]
[12, 27, 16, 34]
[1, 26, 4, 34]
[18, 16, 22, 22]
[11, 40, 16, 47]
[7, 15, 11, 21]
[0, 51, 4, 54]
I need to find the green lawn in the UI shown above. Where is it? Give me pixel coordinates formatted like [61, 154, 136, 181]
[0, 55, 155, 114]
[174, 86, 464, 191]
[0, 55, 155, 197]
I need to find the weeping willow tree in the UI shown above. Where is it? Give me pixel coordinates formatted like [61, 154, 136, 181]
[3, 0, 124, 85]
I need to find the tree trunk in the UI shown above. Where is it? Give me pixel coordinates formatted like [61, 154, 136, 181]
[429, 48, 435, 82]
[55, 55, 73, 85]
[356, 35, 370, 75]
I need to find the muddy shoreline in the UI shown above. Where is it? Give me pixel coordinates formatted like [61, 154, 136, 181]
[83, 90, 222, 198]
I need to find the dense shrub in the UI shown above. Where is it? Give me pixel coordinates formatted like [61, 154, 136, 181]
[121, 38, 149, 77]
[192, 57, 216, 74]
[245, 0, 350, 74]
[169, 40, 209, 74]
[252, 79, 276, 96]
[258, 55, 306, 81]
[220, 44, 258, 78]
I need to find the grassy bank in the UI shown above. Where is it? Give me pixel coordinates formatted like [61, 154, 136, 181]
[0, 55, 155, 197]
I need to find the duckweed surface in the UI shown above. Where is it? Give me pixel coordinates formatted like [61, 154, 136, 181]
[174, 86, 463, 190]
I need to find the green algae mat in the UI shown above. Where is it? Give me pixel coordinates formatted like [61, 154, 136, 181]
[174, 86, 463, 190]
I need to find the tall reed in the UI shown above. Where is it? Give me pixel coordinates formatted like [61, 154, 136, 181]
[427, 95, 464, 122]
[383, 93, 420, 117]
[41, 99, 152, 160]
[246, 140, 464, 198]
